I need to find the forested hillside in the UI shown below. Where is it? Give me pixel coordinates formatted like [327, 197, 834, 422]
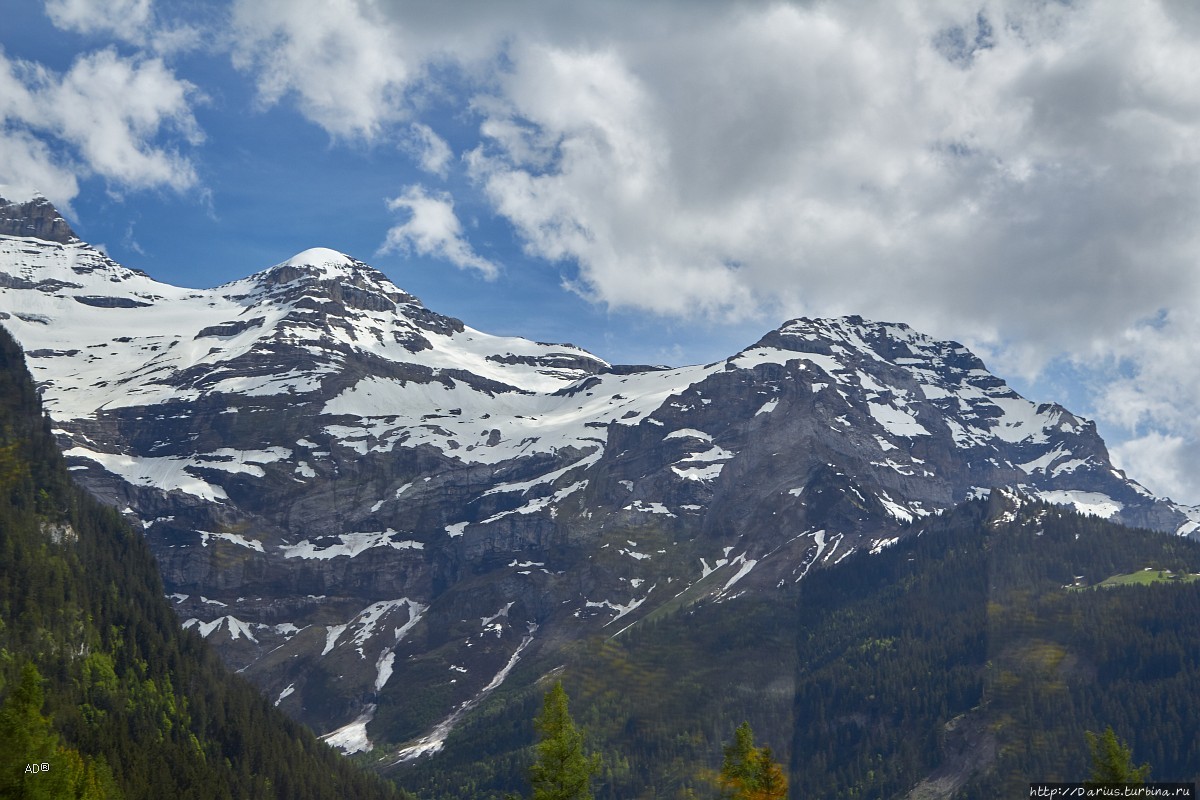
[396, 494, 1200, 799]
[0, 326, 408, 800]
[791, 495, 1200, 798]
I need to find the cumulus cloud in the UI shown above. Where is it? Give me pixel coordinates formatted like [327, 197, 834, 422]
[0, 46, 202, 205]
[44, 0, 154, 43]
[379, 185, 499, 279]
[466, 42, 731, 316]
[44, 50, 203, 188]
[0, 131, 80, 209]
[1111, 433, 1200, 505]
[44, 0, 202, 53]
[227, 0, 1200, 354]
[453, 2, 1200, 352]
[230, 0, 416, 140]
[1088, 310, 1200, 501]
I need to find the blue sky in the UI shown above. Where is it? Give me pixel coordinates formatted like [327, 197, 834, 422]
[5, 1, 1200, 503]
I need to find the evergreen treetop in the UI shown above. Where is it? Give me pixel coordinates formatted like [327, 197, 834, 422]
[529, 681, 600, 800]
[1087, 726, 1151, 785]
[719, 721, 787, 800]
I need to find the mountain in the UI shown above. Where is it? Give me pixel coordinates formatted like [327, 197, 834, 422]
[1, 192, 1196, 767]
[0, 323, 407, 799]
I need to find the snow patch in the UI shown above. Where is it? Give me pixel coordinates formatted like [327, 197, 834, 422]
[64, 448, 229, 502]
[989, 397, 1052, 443]
[199, 531, 264, 552]
[585, 587, 654, 626]
[665, 428, 712, 442]
[876, 492, 914, 523]
[321, 706, 376, 755]
[869, 537, 900, 555]
[1036, 490, 1123, 519]
[182, 615, 258, 643]
[671, 463, 725, 481]
[482, 602, 514, 629]
[375, 651, 396, 692]
[721, 555, 758, 592]
[280, 530, 423, 559]
[275, 683, 295, 706]
[867, 401, 929, 437]
[322, 624, 347, 656]
[755, 399, 778, 416]
[623, 500, 675, 517]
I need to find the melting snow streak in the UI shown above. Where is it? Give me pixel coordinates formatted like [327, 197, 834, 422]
[390, 626, 537, 764]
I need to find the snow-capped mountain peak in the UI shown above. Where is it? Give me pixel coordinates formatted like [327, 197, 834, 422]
[0, 196, 1194, 755]
[282, 246, 355, 269]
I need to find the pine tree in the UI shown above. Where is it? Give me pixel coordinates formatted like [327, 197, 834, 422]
[1086, 726, 1150, 785]
[719, 722, 788, 800]
[720, 722, 758, 795]
[528, 681, 600, 800]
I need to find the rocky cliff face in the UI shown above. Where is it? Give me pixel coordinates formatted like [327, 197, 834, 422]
[0, 193, 78, 243]
[0, 199, 1195, 759]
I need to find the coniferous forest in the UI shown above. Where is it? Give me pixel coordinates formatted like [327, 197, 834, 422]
[0, 327, 408, 800]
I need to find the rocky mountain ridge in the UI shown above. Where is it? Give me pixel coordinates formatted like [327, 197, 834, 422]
[0, 193, 1194, 759]
[0, 192, 78, 243]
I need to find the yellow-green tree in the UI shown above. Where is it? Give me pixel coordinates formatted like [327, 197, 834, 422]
[0, 662, 122, 799]
[1086, 726, 1150, 785]
[719, 722, 788, 800]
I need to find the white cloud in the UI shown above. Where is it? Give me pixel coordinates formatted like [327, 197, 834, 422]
[1086, 310, 1200, 502]
[0, 132, 80, 210]
[467, 41, 755, 318]
[448, 1, 1200, 352]
[66, 0, 1195, 343]
[46, 50, 203, 189]
[405, 123, 453, 177]
[45, 0, 152, 42]
[230, 0, 415, 140]
[380, 185, 498, 279]
[0, 47, 202, 204]
[44, 0, 201, 53]
[1111, 432, 1200, 505]
[122, 221, 145, 255]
